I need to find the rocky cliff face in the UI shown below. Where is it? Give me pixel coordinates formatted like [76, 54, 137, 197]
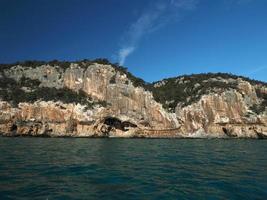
[0, 60, 266, 138]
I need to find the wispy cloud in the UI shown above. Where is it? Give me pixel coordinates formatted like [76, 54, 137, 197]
[117, 0, 198, 65]
[118, 47, 135, 67]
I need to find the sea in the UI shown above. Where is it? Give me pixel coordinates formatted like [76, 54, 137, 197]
[0, 137, 266, 199]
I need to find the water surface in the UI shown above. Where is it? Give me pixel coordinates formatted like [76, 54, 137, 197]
[0, 137, 266, 199]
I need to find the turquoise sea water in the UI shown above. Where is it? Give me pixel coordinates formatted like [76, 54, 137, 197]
[0, 137, 266, 200]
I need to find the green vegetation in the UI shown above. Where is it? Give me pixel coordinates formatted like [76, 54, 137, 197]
[1, 59, 266, 113]
[109, 75, 116, 84]
[0, 76, 106, 108]
[19, 76, 41, 88]
[113, 65, 148, 88]
[0, 60, 71, 72]
[151, 73, 267, 112]
[0, 58, 150, 89]
[250, 89, 267, 114]
[151, 73, 238, 111]
[93, 61, 149, 88]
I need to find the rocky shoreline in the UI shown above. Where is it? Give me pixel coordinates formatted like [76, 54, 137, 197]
[0, 60, 266, 138]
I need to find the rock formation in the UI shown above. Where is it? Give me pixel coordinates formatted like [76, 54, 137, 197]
[0, 60, 266, 138]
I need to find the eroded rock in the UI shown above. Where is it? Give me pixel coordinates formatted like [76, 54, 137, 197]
[0, 63, 266, 138]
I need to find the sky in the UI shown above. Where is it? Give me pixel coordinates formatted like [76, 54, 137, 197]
[0, 0, 267, 82]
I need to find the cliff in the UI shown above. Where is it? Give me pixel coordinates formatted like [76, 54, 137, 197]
[0, 59, 266, 138]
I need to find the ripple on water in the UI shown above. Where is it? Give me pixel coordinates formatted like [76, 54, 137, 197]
[0, 138, 267, 199]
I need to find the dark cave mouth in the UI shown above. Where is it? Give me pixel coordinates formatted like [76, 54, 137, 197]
[103, 117, 137, 131]
[222, 127, 228, 134]
[11, 124, 17, 132]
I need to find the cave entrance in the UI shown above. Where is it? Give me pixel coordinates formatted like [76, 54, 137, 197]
[11, 124, 17, 132]
[222, 127, 231, 137]
[103, 117, 137, 131]
[222, 127, 227, 134]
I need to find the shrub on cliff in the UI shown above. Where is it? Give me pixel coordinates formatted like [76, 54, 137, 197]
[151, 73, 240, 111]
[0, 77, 106, 109]
[111, 64, 149, 89]
[250, 89, 267, 114]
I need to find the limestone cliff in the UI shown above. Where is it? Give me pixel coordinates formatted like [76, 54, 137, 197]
[0, 60, 266, 138]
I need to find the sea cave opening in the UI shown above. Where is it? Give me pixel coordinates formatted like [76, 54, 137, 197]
[103, 117, 137, 131]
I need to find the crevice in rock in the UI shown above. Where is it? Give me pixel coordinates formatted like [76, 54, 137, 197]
[254, 130, 267, 139]
[222, 127, 231, 137]
[66, 119, 77, 133]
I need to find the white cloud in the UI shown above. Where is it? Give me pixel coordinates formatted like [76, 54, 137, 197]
[118, 47, 135, 66]
[117, 0, 198, 65]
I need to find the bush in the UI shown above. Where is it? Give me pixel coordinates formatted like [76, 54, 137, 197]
[109, 75, 116, 84]
[250, 89, 267, 114]
[150, 73, 242, 111]
[0, 76, 106, 109]
[112, 64, 149, 89]
[1, 60, 266, 112]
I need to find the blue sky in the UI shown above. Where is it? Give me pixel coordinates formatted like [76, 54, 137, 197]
[0, 0, 267, 82]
